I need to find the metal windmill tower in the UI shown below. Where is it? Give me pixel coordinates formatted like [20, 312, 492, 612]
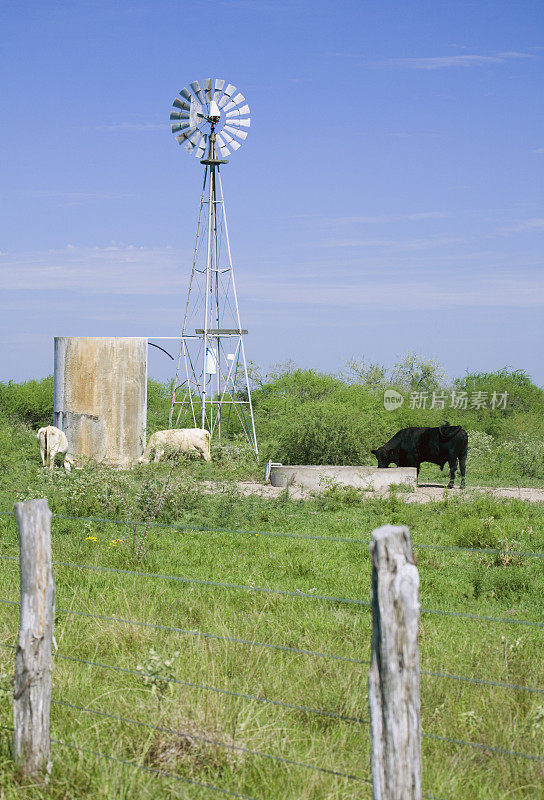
[168, 78, 258, 456]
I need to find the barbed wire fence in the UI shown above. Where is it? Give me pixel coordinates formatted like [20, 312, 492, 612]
[0, 503, 543, 799]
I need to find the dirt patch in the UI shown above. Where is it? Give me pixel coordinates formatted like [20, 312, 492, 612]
[226, 481, 544, 504]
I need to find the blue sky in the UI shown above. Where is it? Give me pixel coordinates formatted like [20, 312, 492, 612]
[1, 0, 542, 384]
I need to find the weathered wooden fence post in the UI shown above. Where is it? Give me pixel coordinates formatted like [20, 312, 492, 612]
[368, 524, 421, 800]
[12, 499, 55, 776]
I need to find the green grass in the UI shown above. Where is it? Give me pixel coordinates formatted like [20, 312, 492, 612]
[1, 455, 544, 798]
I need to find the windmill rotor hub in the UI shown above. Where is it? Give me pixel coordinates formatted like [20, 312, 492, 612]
[170, 77, 251, 158]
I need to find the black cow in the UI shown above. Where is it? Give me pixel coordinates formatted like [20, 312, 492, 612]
[371, 422, 468, 488]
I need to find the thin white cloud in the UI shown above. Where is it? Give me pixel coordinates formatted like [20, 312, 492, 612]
[0, 244, 190, 294]
[533, 148, 544, 154]
[501, 218, 544, 233]
[240, 272, 544, 309]
[1, 244, 542, 321]
[376, 51, 535, 70]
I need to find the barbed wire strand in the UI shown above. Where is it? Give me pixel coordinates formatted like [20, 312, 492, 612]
[52, 654, 369, 724]
[0, 603, 371, 667]
[51, 698, 370, 783]
[0, 726, 454, 800]
[1, 640, 542, 698]
[2, 685, 541, 766]
[51, 700, 544, 766]
[50, 651, 544, 699]
[3, 508, 544, 561]
[5, 553, 544, 627]
[49, 560, 373, 607]
[2, 591, 544, 644]
[0, 555, 371, 608]
[3, 578, 544, 629]
[423, 731, 544, 763]
[3, 723, 288, 800]
[54, 737, 261, 800]
[56, 513, 544, 559]
[420, 668, 544, 695]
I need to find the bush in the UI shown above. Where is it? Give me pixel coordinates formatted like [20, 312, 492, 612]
[271, 399, 383, 466]
[0, 376, 54, 428]
[500, 435, 544, 479]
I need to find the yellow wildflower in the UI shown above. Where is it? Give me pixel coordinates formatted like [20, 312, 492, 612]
[85, 536, 98, 542]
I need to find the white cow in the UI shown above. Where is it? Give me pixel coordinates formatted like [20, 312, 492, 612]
[37, 425, 72, 472]
[138, 428, 211, 464]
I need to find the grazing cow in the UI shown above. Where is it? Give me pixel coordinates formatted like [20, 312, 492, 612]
[138, 428, 211, 464]
[37, 425, 72, 472]
[371, 421, 468, 488]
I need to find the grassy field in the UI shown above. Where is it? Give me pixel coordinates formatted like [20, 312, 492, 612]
[0, 366, 543, 798]
[1, 456, 544, 798]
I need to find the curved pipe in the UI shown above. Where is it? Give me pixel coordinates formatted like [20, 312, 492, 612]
[148, 341, 174, 360]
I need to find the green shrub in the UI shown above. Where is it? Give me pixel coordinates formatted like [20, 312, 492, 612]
[0, 376, 54, 427]
[500, 435, 544, 479]
[271, 399, 383, 465]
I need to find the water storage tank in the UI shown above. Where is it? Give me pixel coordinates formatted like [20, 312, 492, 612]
[54, 337, 147, 467]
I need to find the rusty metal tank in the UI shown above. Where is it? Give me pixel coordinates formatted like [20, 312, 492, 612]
[53, 337, 147, 467]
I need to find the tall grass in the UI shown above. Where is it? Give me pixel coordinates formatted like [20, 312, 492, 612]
[1, 488, 544, 799]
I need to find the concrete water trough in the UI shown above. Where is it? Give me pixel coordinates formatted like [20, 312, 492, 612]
[268, 464, 417, 493]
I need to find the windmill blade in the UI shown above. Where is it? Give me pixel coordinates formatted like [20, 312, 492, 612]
[173, 98, 191, 111]
[223, 99, 241, 113]
[204, 78, 212, 102]
[185, 130, 202, 153]
[180, 128, 202, 148]
[223, 124, 247, 140]
[190, 80, 206, 105]
[230, 92, 245, 106]
[195, 133, 207, 158]
[179, 87, 192, 102]
[226, 116, 251, 128]
[216, 134, 230, 157]
[225, 109, 251, 121]
[171, 121, 192, 134]
[175, 125, 197, 144]
[221, 131, 241, 150]
[170, 110, 190, 120]
[189, 97, 204, 127]
[224, 98, 250, 113]
[218, 83, 236, 108]
[213, 78, 225, 100]
[228, 138, 241, 151]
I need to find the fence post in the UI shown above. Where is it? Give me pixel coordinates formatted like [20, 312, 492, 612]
[368, 524, 421, 800]
[12, 499, 55, 776]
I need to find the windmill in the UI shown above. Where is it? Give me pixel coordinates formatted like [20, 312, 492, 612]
[168, 78, 258, 457]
